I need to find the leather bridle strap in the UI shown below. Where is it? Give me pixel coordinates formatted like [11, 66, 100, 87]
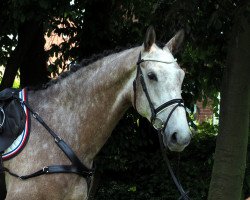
[162, 101, 185, 131]
[158, 132, 190, 200]
[133, 64, 156, 121]
[155, 99, 184, 114]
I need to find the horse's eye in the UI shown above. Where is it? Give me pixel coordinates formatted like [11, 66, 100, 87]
[147, 72, 158, 81]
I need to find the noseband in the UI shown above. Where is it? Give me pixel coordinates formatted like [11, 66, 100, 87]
[133, 53, 185, 132]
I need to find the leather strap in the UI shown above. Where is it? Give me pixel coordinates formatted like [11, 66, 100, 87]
[4, 165, 93, 180]
[155, 99, 183, 114]
[137, 65, 157, 121]
[3, 96, 95, 193]
[158, 132, 190, 200]
[21, 101, 94, 177]
[163, 102, 185, 131]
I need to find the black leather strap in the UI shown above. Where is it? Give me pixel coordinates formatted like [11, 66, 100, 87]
[21, 101, 93, 176]
[158, 132, 190, 200]
[155, 99, 183, 114]
[4, 165, 93, 180]
[163, 102, 185, 131]
[137, 59, 177, 65]
[137, 65, 157, 121]
[3, 96, 94, 192]
[133, 53, 156, 118]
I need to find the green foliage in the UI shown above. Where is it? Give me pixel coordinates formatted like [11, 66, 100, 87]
[12, 78, 20, 88]
[195, 121, 218, 137]
[0, 0, 240, 108]
[0, 1, 245, 197]
[94, 110, 217, 199]
[0, 0, 76, 69]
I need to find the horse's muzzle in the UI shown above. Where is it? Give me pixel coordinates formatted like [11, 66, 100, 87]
[163, 130, 191, 152]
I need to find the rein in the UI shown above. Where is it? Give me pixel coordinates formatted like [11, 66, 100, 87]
[3, 97, 95, 196]
[133, 53, 191, 200]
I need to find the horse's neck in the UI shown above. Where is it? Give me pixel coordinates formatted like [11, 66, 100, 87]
[30, 47, 140, 166]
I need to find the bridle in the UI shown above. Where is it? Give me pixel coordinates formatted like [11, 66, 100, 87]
[133, 52, 191, 200]
[133, 52, 185, 132]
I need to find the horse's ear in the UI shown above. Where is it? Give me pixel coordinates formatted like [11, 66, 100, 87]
[164, 29, 185, 55]
[144, 26, 156, 52]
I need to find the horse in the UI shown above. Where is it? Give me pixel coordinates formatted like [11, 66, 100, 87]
[3, 26, 191, 200]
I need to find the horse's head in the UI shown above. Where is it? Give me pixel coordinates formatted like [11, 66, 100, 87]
[133, 27, 191, 152]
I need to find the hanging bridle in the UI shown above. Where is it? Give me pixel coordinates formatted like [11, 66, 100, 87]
[133, 52, 191, 200]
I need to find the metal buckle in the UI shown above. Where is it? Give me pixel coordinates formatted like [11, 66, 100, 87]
[152, 117, 164, 131]
[0, 107, 5, 128]
[43, 167, 49, 173]
[32, 112, 39, 119]
[88, 171, 93, 177]
[55, 136, 62, 143]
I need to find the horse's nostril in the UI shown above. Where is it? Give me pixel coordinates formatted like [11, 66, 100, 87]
[171, 132, 178, 143]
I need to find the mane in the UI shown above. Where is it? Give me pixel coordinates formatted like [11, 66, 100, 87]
[28, 44, 137, 91]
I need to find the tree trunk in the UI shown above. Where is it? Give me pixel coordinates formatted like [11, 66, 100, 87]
[0, 20, 49, 90]
[79, 0, 115, 58]
[19, 21, 49, 88]
[0, 20, 48, 200]
[208, 3, 250, 200]
[0, 172, 6, 200]
[243, 126, 250, 198]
